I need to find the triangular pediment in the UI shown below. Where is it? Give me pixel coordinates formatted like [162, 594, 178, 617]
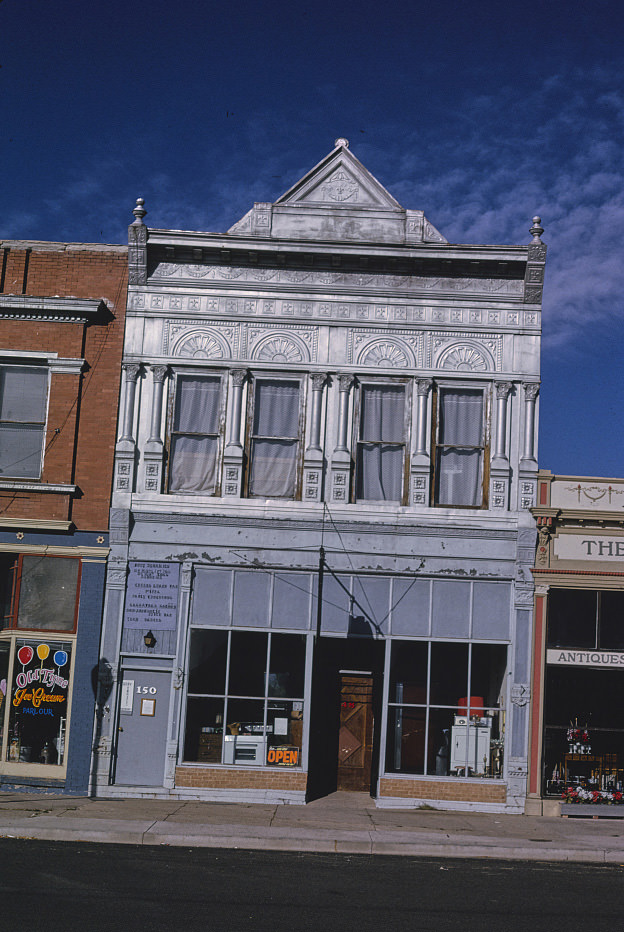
[227, 140, 447, 244]
[275, 142, 402, 211]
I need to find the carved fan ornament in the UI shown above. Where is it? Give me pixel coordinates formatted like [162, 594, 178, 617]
[255, 337, 304, 364]
[438, 344, 489, 372]
[359, 340, 410, 368]
[176, 333, 227, 359]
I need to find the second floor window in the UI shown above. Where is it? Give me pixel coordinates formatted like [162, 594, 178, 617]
[169, 374, 223, 494]
[247, 378, 302, 499]
[433, 387, 487, 508]
[0, 365, 49, 479]
[355, 383, 407, 502]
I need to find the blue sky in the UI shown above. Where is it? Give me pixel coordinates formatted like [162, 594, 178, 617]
[2, 0, 623, 477]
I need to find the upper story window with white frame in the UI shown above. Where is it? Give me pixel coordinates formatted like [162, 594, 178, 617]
[0, 365, 49, 479]
[432, 385, 489, 508]
[167, 371, 226, 494]
[354, 380, 410, 503]
[245, 377, 304, 500]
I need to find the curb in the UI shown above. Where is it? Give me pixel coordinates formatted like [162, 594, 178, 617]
[0, 820, 623, 863]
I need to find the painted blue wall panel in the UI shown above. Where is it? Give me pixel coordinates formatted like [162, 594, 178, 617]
[64, 560, 106, 794]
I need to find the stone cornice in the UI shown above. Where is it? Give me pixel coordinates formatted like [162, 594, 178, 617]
[145, 228, 531, 264]
[0, 295, 107, 321]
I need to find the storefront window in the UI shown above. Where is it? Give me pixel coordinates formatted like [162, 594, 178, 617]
[183, 630, 306, 767]
[543, 588, 624, 799]
[6, 638, 72, 765]
[386, 640, 507, 778]
[0, 554, 80, 632]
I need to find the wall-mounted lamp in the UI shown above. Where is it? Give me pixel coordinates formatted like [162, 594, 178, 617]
[143, 630, 157, 649]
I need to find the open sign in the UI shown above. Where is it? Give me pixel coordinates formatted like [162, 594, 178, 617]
[267, 746, 299, 767]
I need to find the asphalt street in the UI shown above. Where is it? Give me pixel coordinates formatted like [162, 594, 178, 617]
[1, 840, 623, 932]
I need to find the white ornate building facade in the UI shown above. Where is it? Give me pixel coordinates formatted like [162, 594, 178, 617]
[94, 140, 545, 811]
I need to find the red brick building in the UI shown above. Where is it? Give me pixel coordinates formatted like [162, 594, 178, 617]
[0, 240, 126, 793]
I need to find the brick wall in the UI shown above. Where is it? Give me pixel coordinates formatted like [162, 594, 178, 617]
[0, 242, 127, 530]
[175, 766, 308, 792]
[379, 777, 507, 804]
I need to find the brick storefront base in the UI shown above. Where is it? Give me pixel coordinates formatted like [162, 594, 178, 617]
[175, 766, 308, 792]
[379, 777, 506, 804]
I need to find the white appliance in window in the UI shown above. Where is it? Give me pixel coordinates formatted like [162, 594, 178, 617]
[223, 734, 267, 765]
[450, 715, 491, 775]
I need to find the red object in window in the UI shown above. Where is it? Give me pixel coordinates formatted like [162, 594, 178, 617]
[457, 696, 484, 716]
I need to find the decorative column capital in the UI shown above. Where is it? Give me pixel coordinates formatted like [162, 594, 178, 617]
[338, 373, 355, 393]
[495, 381, 513, 400]
[123, 363, 141, 383]
[230, 368, 248, 388]
[151, 365, 168, 383]
[310, 372, 328, 392]
[415, 378, 432, 396]
[523, 382, 540, 401]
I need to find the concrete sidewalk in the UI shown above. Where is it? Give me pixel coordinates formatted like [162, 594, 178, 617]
[0, 790, 623, 862]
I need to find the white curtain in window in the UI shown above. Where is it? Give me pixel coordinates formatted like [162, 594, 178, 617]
[360, 385, 405, 442]
[249, 439, 297, 498]
[437, 448, 482, 506]
[437, 390, 484, 506]
[174, 377, 220, 434]
[249, 381, 299, 498]
[357, 443, 404, 501]
[357, 386, 405, 501]
[439, 390, 483, 445]
[253, 381, 299, 438]
[170, 436, 218, 492]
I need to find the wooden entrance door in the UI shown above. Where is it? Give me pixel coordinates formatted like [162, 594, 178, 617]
[337, 674, 374, 791]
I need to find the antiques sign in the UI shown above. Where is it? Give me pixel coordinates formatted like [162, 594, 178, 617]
[553, 535, 624, 562]
[124, 562, 179, 630]
[547, 649, 624, 668]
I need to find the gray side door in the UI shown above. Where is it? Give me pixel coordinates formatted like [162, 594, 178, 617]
[114, 670, 171, 786]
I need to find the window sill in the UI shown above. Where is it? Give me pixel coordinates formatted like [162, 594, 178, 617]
[0, 481, 77, 494]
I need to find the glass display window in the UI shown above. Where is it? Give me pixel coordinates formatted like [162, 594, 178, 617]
[543, 589, 624, 799]
[0, 636, 75, 774]
[183, 629, 307, 767]
[386, 640, 507, 779]
[0, 554, 80, 776]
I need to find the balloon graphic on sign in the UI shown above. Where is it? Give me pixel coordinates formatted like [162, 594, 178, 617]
[17, 645, 33, 666]
[37, 644, 50, 661]
[53, 650, 68, 668]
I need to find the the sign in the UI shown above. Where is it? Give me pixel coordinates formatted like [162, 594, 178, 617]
[547, 648, 624, 669]
[8, 640, 72, 766]
[140, 698, 156, 716]
[124, 562, 179, 630]
[267, 746, 299, 766]
[120, 679, 134, 714]
[554, 535, 624, 562]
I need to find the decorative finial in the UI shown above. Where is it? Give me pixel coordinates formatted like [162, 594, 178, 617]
[334, 137, 349, 149]
[529, 215, 544, 244]
[132, 197, 147, 225]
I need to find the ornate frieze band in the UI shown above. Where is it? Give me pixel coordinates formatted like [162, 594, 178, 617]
[130, 291, 538, 329]
[150, 262, 524, 295]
